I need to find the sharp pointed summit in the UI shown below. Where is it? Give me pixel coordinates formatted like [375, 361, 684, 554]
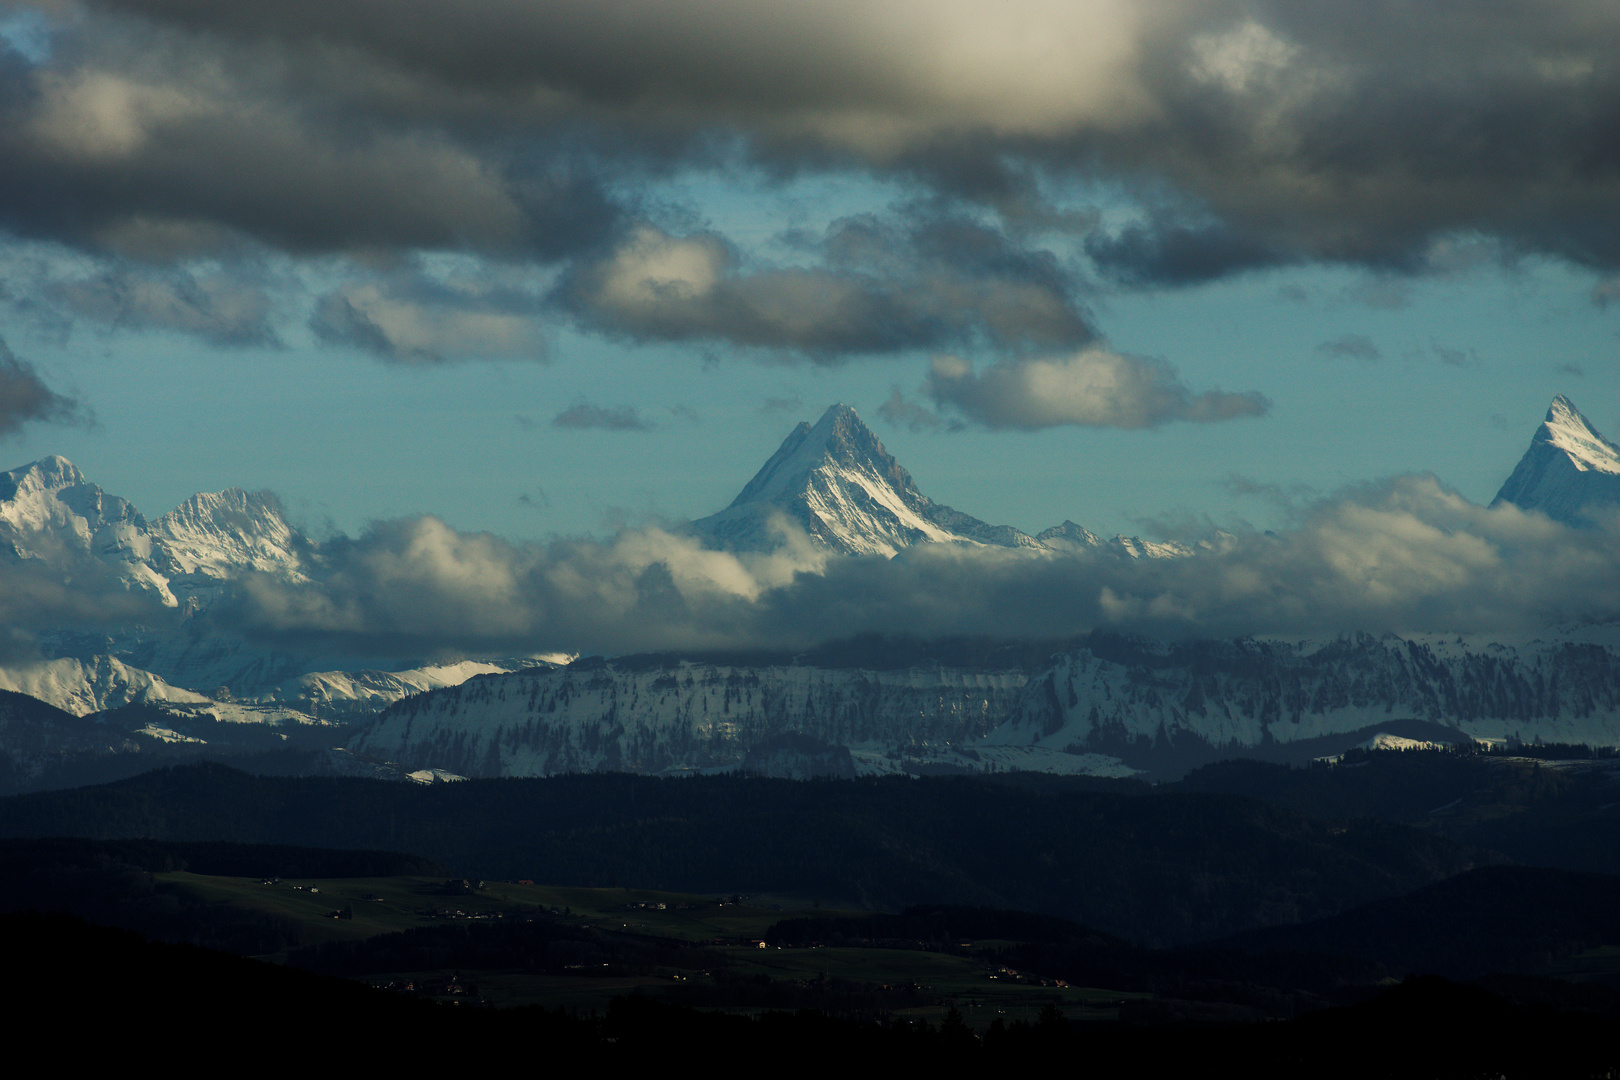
[1492, 395, 1620, 526]
[689, 403, 1190, 558]
[725, 404, 917, 508]
[691, 403, 1038, 556]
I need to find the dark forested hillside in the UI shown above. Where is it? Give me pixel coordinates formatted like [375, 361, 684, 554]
[0, 764, 1479, 945]
[1174, 751, 1620, 874]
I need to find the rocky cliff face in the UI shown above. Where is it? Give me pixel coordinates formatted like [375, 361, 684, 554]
[346, 632, 1620, 780]
[348, 656, 1032, 777]
[1002, 633, 1620, 759]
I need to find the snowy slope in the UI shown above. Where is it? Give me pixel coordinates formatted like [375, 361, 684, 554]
[691, 404, 1186, 558]
[994, 633, 1620, 758]
[0, 652, 338, 734]
[1492, 395, 1620, 525]
[0, 455, 178, 605]
[691, 403, 1031, 555]
[151, 488, 310, 589]
[0, 654, 211, 716]
[2, 633, 563, 723]
[258, 656, 570, 719]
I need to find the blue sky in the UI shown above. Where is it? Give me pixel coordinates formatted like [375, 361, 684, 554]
[3, 198, 1610, 545]
[0, 1, 1617, 656]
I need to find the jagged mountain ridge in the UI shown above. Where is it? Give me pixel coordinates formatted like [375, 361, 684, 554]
[0, 455, 559, 721]
[1492, 395, 1620, 526]
[151, 488, 311, 589]
[691, 403, 1190, 558]
[342, 632, 1620, 781]
[0, 454, 310, 611]
[0, 455, 176, 603]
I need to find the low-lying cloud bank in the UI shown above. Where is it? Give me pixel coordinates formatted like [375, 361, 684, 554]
[167, 475, 1620, 659]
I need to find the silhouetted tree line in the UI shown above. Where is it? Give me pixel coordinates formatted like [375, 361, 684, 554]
[1224, 865, 1620, 980]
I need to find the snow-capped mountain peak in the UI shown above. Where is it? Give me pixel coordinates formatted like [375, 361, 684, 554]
[1492, 395, 1620, 525]
[727, 402, 924, 509]
[690, 404, 1196, 559]
[1542, 395, 1620, 476]
[0, 455, 169, 600]
[1, 455, 317, 613]
[0, 454, 86, 497]
[693, 403, 1032, 556]
[152, 487, 309, 581]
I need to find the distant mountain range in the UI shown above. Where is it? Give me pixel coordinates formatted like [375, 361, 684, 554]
[0, 395, 1617, 789]
[0, 454, 310, 613]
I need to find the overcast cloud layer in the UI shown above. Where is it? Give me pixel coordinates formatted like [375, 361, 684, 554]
[0, 0, 1614, 416]
[6, 1, 1615, 267]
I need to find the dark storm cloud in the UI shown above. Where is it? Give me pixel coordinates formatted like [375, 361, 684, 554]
[212, 476, 1620, 658]
[555, 213, 1096, 359]
[0, 557, 169, 634]
[0, 0, 1616, 328]
[0, 337, 87, 436]
[552, 403, 656, 432]
[0, 9, 621, 261]
[919, 350, 1270, 430]
[1085, 221, 1294, 286]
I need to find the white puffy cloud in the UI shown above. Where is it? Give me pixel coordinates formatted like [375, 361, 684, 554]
[920, 349, 1269, 430]
[210, 476, 1620, 657]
